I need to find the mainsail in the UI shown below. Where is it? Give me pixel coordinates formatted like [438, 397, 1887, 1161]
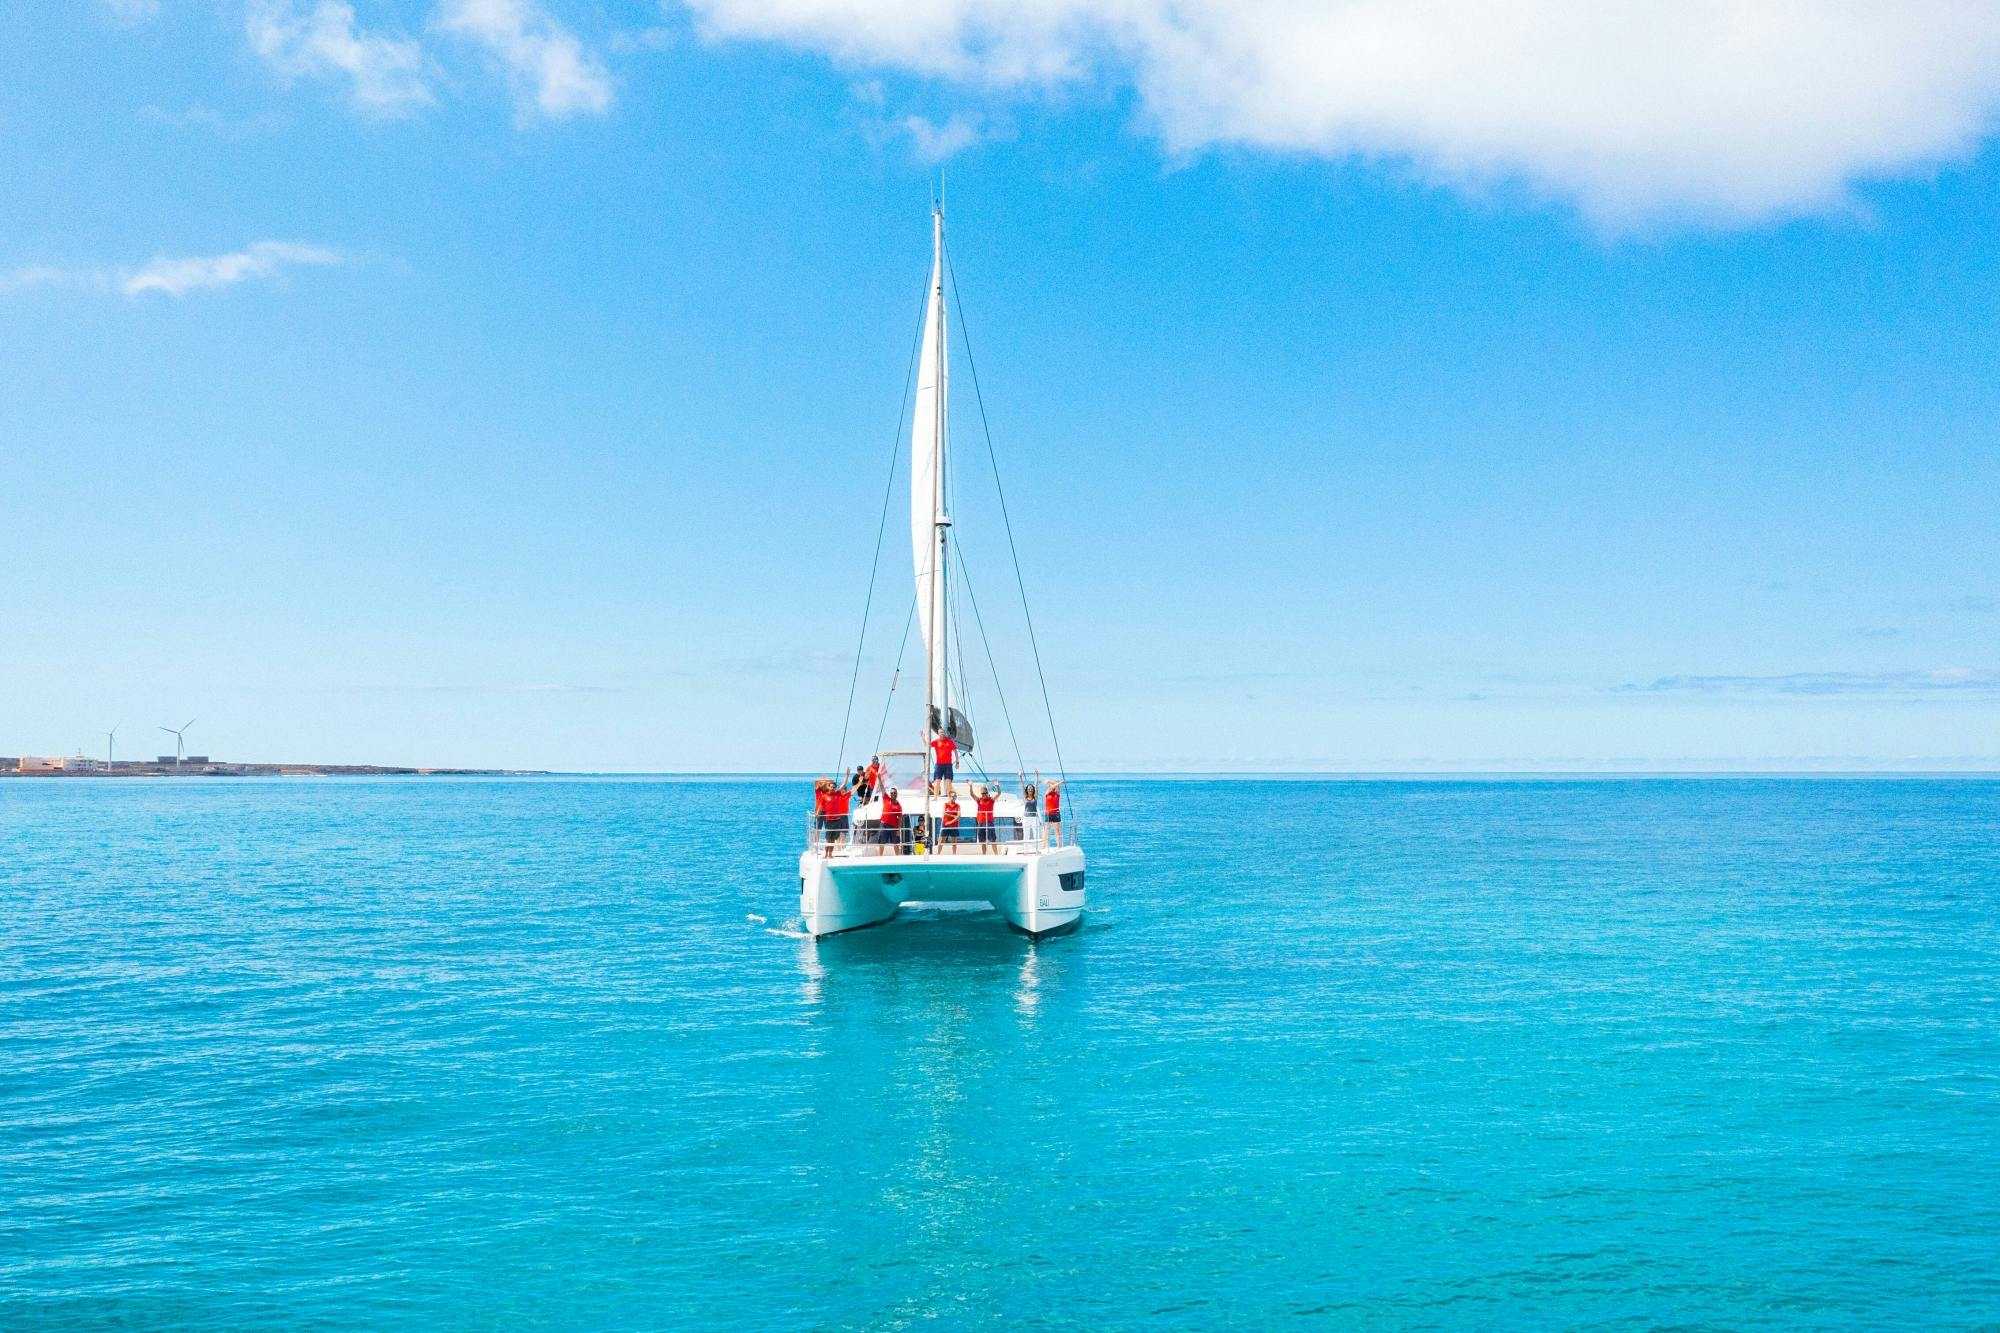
[910, 209, 949, 724]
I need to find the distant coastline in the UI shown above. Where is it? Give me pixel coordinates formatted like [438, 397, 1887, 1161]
[1, 758, 543, 778]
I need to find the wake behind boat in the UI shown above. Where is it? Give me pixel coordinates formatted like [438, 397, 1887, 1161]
[800, 202, 1085, 938]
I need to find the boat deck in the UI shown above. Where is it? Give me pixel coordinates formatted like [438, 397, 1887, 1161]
[807, 791, 1070, 861]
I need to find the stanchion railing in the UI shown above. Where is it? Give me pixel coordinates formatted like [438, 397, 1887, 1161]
[804, 812, 1075, 857]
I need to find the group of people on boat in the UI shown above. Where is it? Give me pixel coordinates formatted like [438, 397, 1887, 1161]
[808, 752, 1063, 856]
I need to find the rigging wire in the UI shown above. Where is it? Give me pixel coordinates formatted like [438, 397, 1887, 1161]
[946, 555, 992, 785]
[835, 278, 933, 774]
[949, 530, 1026, 782]
[871, 594, 920, 759]
[946, 654, 992, 787]
[946, 531, 971, 724]
[943, 244, 1070, 788]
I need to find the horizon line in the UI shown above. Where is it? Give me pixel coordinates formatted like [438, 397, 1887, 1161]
[43, 764, 1984, 772]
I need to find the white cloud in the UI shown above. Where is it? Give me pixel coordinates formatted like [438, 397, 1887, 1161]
[435, 0, 614, 120]
[609, 25, 678, 55]
[902, 112, 980, 162]
[1625, 668, 2000, 696]
[5, 242, 345, 299]
[140, 103, 287, 138]
[247, 0, 432, 116]
[2, 266, 91, 293]
[684, 0, 2000, 227]
[103, 0, 163, 23]
[125, 241, 344, 296]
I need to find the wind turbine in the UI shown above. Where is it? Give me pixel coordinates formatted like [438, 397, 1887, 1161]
[107, 726, 118, 772]
[159, 719, 195, 768]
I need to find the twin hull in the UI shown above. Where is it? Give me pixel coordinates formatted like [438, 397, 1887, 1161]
[799, 845, 1086, 938]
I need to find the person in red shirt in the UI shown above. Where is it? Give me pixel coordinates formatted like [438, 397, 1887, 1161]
[876, 787, 904, 856]
[810, 777, 830, 850]
[974, 786, 997, 855]
[928, 732, 956, 794]
[1043, 780, 1064, 847]
[939, 792, 961, 852]
[826, 782, 851, 853]
[859, 757, 882, 803]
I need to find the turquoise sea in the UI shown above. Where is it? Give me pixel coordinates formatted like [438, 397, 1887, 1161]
[4, 776, 1998, 1328]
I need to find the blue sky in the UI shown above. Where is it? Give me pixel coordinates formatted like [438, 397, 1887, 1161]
[3, 1, 1997, 771]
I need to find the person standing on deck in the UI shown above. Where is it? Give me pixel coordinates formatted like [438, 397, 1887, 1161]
[1043, 780, 1064, 847]
[826, 781, 851, 853]
[940, 791, 961, 852]
[974, 786, 997, 855]
[928, 731, 956, 795]
[810, 778, 830, 849]
[876, 787, 904, 856]
[859, 757, 882, 803]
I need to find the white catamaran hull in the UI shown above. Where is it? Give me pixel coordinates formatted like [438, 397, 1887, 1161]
[800, 844, 1086, 938]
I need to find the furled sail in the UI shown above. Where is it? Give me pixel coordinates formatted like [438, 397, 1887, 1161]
[928, 704, 975, 755]
[910, 211, 949, 720]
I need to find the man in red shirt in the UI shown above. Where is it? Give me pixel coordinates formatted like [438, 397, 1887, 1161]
[876, 787, 904, 856]
[928, 732, 956, 794]
[860, 757, 881, 803]
[974, 786, 997, 855]
[826, 782, 851, 853]
[1043, 780, 1064, 847]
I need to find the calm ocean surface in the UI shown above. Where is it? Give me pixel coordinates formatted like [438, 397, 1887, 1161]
[3, 776, 1997, 1328]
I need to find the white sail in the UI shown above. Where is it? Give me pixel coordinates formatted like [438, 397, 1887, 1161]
[911, 211, 948, 721]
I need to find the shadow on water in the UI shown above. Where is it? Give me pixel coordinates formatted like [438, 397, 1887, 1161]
[789, 904, 1100, 1028]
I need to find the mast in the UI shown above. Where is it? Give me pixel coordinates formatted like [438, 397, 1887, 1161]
[912, 201, 951, 758]
[932, 204, 951, 746]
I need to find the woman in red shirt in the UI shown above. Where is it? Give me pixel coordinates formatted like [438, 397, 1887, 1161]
[1043, 780, 1063, 847]
[939, 792, 961, 852]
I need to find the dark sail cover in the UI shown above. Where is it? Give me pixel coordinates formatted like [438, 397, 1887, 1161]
[929, 706, 976, 755]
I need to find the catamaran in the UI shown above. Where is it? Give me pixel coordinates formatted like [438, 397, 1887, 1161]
[799, 204, 1086, 938]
